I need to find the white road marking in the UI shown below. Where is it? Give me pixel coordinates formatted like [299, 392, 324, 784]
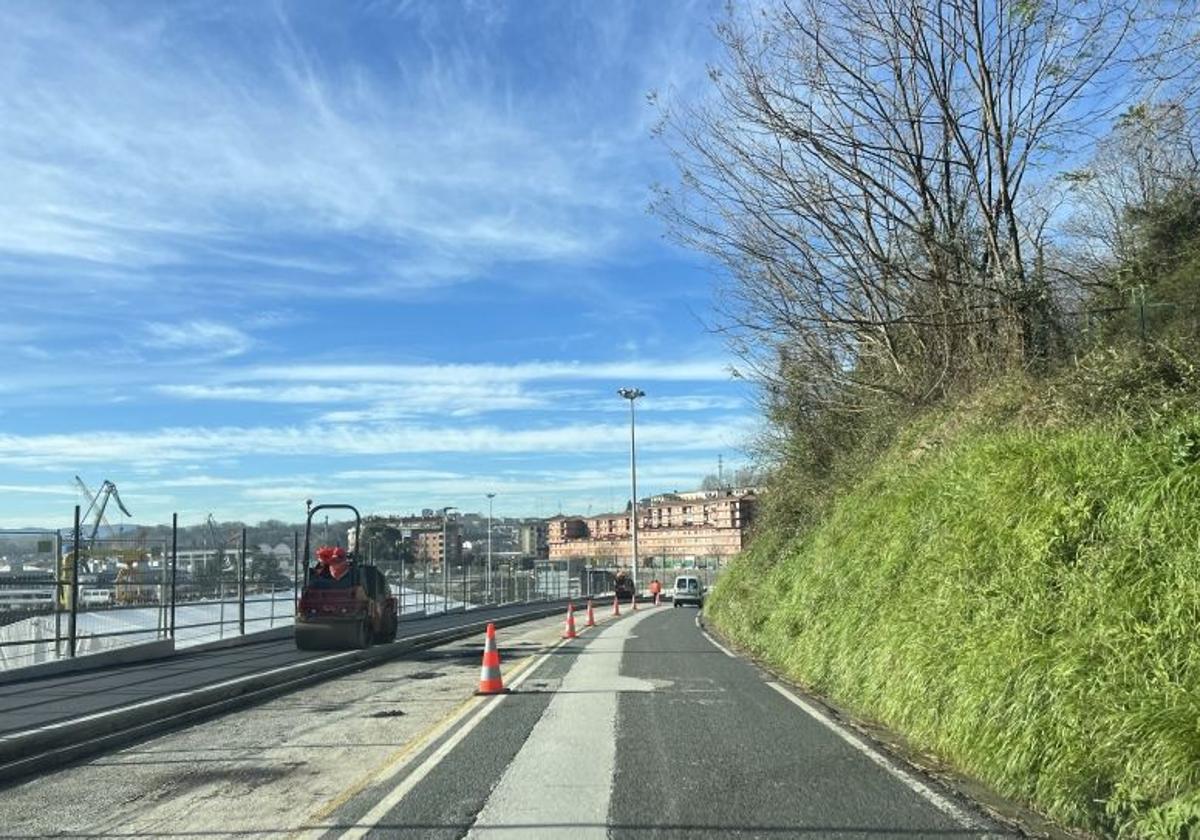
[694, 614, 737, 658]
[464, 609, 658, 839]
[333, 649, 554, 840]
[765, 682, 995, 833]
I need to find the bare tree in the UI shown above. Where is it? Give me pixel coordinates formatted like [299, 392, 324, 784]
[1061, 100, 1200, 293]
[654, 0, 1142, 412]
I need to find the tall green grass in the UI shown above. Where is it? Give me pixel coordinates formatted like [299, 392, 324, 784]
[710, 415, 1200, 837]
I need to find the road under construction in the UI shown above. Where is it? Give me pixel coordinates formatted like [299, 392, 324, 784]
[0, 597, 585, 786]
[0, 592, 1049, 839]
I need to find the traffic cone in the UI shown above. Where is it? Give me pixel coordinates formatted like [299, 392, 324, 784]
[612, 594, 620, 616]
[476, 623, 508, 695]
[585, 600, 596, 627]
[562, 602, 578, 639]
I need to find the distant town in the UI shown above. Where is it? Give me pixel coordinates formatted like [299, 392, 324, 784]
[0, 482, 761, 605]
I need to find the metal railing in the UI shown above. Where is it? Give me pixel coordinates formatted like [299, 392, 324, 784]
[0, 512, 304, 671]
[0, 507, 734, 672]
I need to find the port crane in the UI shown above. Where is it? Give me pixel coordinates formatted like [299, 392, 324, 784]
[74, 476, 133, 546]
[60, 476, 135, 605]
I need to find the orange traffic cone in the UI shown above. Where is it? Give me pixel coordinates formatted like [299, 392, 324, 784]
[562, 602, 578, 639]
[476, 623, 508, 695]
[585, 600, 596, 627]
[612, 594, 621, 616]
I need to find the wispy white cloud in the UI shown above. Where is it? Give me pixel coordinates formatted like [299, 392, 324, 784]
[0, 417, 758, 469]
[152, 358, 740, 420]
[332, 468, 467, 481]
[580, 394, 747, 412]
[224, 359, 733, 385]
[143, 474, 309, 489]
[158, 381, 551, 416]
[0, 483, 76, 496]
[0, 2, 674, 291]
[143, 320, 253, 358]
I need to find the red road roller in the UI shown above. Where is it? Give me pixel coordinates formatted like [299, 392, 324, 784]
[295, 501, 398, 650]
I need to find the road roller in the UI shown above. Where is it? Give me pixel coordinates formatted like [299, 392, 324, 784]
[294, 500, 398, 650]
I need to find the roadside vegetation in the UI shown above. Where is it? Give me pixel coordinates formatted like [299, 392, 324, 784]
[709, 356, 1200, 836]
[654, 2, 1200, 835]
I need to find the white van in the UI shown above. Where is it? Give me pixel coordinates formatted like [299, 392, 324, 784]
[672, 575, 704, 609]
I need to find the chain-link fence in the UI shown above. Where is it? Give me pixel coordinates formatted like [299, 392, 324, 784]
[1063, 287, 1200, 351]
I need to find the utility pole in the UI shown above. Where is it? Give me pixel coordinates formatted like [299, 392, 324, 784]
[441, 506, 456, 613]
[486, 493, 495, 604]
[618, 387, 645, 594]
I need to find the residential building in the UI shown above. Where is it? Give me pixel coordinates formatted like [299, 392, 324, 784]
[518, 522, 548, 559]
[546, 488, 758, 564]
[547, 516, 587, 544]
[363, 515, 463, 567]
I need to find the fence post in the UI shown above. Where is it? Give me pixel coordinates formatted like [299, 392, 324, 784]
[170, 514, 178, 639]
[1134, 285, 1147, 341]
[398, 545, 405, 617]
[54, 531, 63, 658]
[292, 530, 299, 613]
[239, 528, 247, 635]
[69, 505, 80, 658]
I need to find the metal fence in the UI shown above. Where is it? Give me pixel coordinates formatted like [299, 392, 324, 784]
[0, 511, 303, 672]
[0, 505, 735, 673]
[0, 511, 607, 672]
[389, 557, 591, 616]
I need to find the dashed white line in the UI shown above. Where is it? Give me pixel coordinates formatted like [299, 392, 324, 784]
[765, 682, 996, 834]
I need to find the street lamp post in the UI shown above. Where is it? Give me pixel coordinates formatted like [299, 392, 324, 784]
[618, 387, 645, 595]
[486, 493, 495, 603]
[396, 539, 405, 617]
[441, 506, 456, 613]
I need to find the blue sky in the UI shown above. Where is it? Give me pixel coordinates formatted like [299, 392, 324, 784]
[0, 0, 760, 528]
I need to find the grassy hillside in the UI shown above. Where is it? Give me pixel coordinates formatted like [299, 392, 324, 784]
[709, 400, 1200, 837]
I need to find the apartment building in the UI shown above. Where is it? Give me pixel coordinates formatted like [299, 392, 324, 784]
[518, 522, 549, 559]
[362, 515, 463, 567]
[547, 489, 757, 563]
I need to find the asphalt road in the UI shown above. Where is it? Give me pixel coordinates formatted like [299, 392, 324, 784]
[0, 599, 573, 737]
[312, 605, 1015, 839]
[0, 603, 1021, 839]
